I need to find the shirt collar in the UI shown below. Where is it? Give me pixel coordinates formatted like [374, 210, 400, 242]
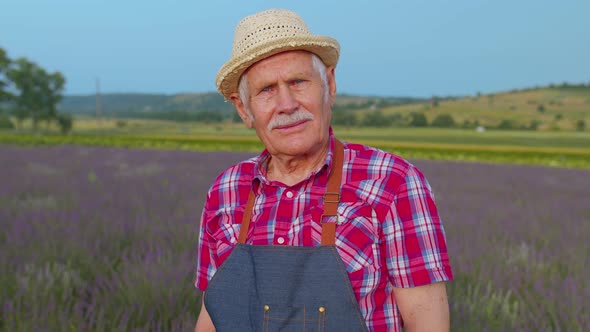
[253, 127, 336, 186]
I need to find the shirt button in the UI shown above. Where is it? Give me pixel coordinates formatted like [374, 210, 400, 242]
[277, 237, 285, 244]
[285, 191, 294, 198]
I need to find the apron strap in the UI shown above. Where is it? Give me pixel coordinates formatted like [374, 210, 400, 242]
[238, 139, 345, 246]
[320, 139, 343, 246]
[238, 188, 256, 244]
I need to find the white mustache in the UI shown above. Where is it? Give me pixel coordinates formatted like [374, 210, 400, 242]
[267, 110, 315, 131]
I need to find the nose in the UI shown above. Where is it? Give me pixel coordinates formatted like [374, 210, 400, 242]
[275, 84, 298, 113]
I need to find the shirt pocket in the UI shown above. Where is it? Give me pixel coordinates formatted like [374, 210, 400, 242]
[305, 201, 381, 274]
[208, 206, 243, 259]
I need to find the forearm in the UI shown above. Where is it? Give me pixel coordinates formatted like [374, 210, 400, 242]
[194, 295, 216, 332]
[394, 282, 450, 332]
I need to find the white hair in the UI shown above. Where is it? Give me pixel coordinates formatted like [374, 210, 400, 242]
[237, 52, 329, 121]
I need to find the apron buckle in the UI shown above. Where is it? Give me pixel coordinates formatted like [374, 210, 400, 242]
[320, 213, 341, 224]
[323, 192, 340, 203]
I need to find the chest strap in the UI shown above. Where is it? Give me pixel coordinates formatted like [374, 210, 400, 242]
[238, 139, 344, 246]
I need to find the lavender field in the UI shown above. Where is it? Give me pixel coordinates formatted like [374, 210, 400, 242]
[1, 144, 588, 331]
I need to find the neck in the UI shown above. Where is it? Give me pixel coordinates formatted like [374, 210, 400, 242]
[266, 140, 330, 186]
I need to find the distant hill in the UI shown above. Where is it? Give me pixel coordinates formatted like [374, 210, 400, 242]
[59, 92, 426, 115]
[58, 84, 590, 131]
[376, 84, 590, 131]
[59, 92, 234, 115]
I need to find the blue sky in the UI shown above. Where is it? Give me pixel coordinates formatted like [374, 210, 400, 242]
[1, 0, 588, 97]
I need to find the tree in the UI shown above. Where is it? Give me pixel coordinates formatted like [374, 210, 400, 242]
[0, 48, 12, 107]
[576, 119, 586, 132]
[528, 119, 541, 131]
[0, 113, 14, 129]
[497, 119, 514, 130]
[6, 57, 65, 130]
[431, 114, 456, 128]
[42, 72, 66, 126]
[361, 111, 391, 127]
[409, 112, 428, 127]
[431, 96, 439, 107]
[332, 110, 357, 127]
[56, 113, 73, 134]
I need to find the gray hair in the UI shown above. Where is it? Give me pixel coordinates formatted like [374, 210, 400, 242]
[237, 53, 329, 121]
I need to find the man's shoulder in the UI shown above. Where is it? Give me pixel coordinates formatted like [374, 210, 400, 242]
[208, 155, 258, 193]
[343, 141, 416, 179]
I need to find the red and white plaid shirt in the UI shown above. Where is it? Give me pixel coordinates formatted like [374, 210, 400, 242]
[195, 129, 453, 331]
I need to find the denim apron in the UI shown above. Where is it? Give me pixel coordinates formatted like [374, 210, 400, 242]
[204, 140, 369, 332]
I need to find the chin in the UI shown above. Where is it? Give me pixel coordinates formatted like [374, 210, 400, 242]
[276, 140, 319, 156]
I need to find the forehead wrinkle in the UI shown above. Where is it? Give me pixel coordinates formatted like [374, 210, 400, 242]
[247, 52, 314, 81]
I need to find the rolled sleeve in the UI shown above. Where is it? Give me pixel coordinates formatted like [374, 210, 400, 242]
[194, 193, 218, 292]
[384, 165, 453, 288]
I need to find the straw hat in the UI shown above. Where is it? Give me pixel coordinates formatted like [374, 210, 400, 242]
[216, 9, 340, 100]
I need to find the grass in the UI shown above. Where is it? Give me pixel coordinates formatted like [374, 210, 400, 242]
[2, 119, 590, 169]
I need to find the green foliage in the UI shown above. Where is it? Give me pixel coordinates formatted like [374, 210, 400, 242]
[409, 112, 428, 127]
[576, 119, 586, 132]
[0, 47, 12, 105]
[528, 119, 541, 131]
[461, 119, 480, 129]
[194, 111, 224, 123]
[361, 111, 391, 127]
[448, 273, 520, 330]
[497, 119, 515, 130]
[116, 110, 227, 123]
[5, 55, 66, 130]
[60, 92, 234, 115]
[431, 114, 456, 128]
[332, 110, 358, 126]
[56, 113, 73, 134]
[232, 111, 242, 123]
[431, 96, 439, 107]
[537, 104, 545, 113]
[0, 113, 14, 129]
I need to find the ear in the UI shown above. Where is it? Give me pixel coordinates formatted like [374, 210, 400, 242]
[229, 93, 253, 128]
[326, 66, 337, 107]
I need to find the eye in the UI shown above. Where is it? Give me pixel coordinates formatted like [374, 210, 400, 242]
[260, 85, 272, 93]
[290, 79, 307, 87]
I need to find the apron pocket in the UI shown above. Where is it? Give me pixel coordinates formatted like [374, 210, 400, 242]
[261, 304, 326, 332]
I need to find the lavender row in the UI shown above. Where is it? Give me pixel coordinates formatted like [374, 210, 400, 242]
[1, 144, 588, 331]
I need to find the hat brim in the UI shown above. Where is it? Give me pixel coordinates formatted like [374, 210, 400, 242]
[216, 35, 340, 100]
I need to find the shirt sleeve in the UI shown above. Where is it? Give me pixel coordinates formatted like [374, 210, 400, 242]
[383, 164, 453, 288]
[194, 190, 218, 292]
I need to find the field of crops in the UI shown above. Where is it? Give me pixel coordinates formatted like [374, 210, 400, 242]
[2, 122, 590, 170]
[1, 144, 588, 331]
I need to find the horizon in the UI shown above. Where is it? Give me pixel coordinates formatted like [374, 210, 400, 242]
[2, 1, 589, 98]
[61, 81, 589, 99]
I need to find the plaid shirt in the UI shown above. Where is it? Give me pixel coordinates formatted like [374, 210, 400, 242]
[195, 129, 453, 331]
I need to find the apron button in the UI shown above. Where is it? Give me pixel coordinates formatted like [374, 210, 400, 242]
[318, 306, 326, 313]
[264, 305, 270, 311]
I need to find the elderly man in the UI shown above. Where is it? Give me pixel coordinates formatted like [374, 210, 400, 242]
[195, 8, 452, 332]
